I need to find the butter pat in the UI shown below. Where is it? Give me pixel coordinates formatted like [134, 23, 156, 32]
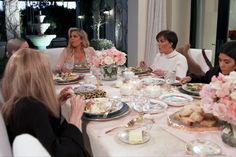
[128, 130, 143, 143]
[115, 80, 124, 88]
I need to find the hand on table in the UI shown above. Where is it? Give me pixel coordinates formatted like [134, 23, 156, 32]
[180, 76, 192, 84]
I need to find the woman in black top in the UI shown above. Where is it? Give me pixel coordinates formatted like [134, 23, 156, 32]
[181, 41, 236, 84]
[1, 48, 86, 157]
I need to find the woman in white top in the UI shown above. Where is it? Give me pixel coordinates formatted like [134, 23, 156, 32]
[140, 30, 188, 79]
[57, 27, 95, 72]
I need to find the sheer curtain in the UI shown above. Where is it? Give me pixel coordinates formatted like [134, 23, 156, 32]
[144, 0, 167, 65]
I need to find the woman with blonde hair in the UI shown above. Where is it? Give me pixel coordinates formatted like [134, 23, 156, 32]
[1, 48, 87, 156]
[57, 27, 95, 72]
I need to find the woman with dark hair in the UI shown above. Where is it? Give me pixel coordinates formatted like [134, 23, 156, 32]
[181, 41, 236, 84]
[57, 27, 95, 72]
[140, 30, 188, 78]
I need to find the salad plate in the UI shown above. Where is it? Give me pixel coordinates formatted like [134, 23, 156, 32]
[159, 93, 193, 107]
[186, 139, 222, 155]
[54, 73, 83, 85]
[84, 98, 124, 116]
[83, 102, 130, 121]
[181, 83, 205, 96]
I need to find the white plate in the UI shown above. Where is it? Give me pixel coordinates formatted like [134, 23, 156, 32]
[182, 83, 205, 95]
[84, 98, 123, 115]
[133, 99, 168, 114]
[186, 139, 222, 155]
[74, 84, 96, 93]
[141, 77, 165, 85]
[117, 129, 150, 145]
[159, 93, 193, 107]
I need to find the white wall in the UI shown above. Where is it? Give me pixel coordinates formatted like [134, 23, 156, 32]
[127, 0, 147, 67]
[167, 0, 191, 47]
[127, 0, 191, 67]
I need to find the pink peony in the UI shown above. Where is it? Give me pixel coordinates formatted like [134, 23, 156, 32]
[201, 72, 236, 125]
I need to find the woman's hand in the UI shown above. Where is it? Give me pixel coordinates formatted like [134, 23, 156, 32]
[153, 69, 165, 77]
[180, 76, 192, 84]
[139, 61, 148, 70]
[58, 86, 75, 105]
[61, 67, 73, 73]
[69, 95, 86, 128]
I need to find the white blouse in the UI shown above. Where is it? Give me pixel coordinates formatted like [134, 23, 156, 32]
[150, 50, 188, 78]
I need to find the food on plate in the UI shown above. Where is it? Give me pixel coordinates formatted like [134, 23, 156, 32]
[128, 66, 152, 74]
[174, 103, 218, 127]
[128, 130, 143, 143]
[185, 83, 204, 92]
[74, 64, 89, 69]
[84, 98, 119, 114]
[53, 72, 78, 81]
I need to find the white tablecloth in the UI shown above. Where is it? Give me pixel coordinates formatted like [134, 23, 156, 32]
[56, 74, 235, 157]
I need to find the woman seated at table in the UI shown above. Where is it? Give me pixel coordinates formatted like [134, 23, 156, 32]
[57, 27, 95, 72]
[140, 30, 188, 79]
[181, 41, 236, 84]
[6, 38, 29, 58]
[1, 48, 87, 157]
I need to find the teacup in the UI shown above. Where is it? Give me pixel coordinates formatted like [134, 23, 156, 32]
[123, 71, 135, 81]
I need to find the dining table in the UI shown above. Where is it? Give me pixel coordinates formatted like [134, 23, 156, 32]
[55, 73, 236, 157]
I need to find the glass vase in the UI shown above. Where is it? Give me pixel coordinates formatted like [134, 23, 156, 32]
[221, 122, 236, 147]
[100, 64, 117, 81]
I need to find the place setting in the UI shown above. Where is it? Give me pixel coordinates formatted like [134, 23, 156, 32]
[82, 97, 131, 121]
[179, 83, 206, 99]
[53, 72, 84, 85]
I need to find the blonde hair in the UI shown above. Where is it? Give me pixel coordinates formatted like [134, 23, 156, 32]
[1, 48, 60, 121]
[67, 27, 90, 52]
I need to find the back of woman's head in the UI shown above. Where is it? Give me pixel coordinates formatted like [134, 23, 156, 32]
[6, 38, 28, 57]
[68, 27, 90, 49]
[1, 48, 59, 120]
[220, 41, 236, 61]
[156, 30, 178, 49]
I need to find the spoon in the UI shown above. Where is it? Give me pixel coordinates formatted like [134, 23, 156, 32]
[105, 118, 137, 134]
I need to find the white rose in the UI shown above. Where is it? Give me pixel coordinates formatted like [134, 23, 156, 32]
[211, 81, 222, 90]
[230, 91, 236, 100]
[104, 56, 114, 65]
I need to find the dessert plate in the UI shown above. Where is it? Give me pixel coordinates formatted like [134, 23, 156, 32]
[117, 129, 150, 145]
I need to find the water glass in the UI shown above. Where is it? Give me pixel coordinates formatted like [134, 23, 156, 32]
[164, 71, 176, 84]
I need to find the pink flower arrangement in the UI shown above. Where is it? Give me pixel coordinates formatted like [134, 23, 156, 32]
[200, 72, 236, 125]
[89, 47, 127, 67]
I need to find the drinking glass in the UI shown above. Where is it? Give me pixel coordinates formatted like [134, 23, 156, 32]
[164, 71, 176, 84]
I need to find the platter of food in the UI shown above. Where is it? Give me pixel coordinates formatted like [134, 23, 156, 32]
[128, 67, 152, 75]
[167, 104, 223, 131]
[84, 98, 124, 116]
[159, 93, 193, 107]
[181, 83, 205, 96]
[53, 72, 83, 85]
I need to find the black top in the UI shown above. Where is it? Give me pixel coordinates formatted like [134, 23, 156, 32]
[190, 66, 221, 83]
[6, 97, 86, 157]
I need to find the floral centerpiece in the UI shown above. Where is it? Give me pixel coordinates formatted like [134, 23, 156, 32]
[200, 71, 236, 147]
[89, 47, 126, 80]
